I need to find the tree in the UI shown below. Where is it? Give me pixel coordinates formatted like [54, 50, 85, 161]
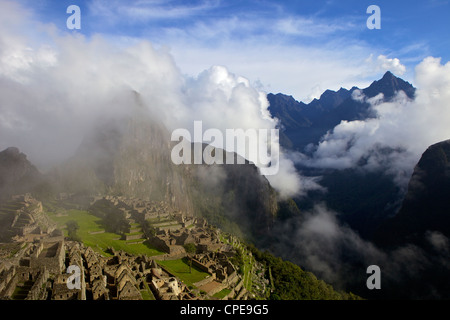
[66, 220, 81, 242]
[183, 243, 197, 273]
[102, 210, 130, 234]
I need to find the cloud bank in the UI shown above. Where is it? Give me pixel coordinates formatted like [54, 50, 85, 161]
[0, 0, 301, 198]
[298, 57, 450, 190]
[271, 204, 450, 298]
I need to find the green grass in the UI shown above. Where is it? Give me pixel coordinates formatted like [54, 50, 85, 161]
[158, 258, 210, 288]
[140, 280, 156, 300]
[125, 231, 144, 236]
[242, 252, 253, 291]
[213, 288, 231, 299]
[47, 209, 164, 257]
[146, 217, 173, 224]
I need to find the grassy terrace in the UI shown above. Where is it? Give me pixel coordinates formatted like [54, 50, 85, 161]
[157, 258, 210, 289]
[46, 208, 164, 257]
[213, 288, 231, 299]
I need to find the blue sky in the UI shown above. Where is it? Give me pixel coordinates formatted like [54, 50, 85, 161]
[15, 0, 450, 101]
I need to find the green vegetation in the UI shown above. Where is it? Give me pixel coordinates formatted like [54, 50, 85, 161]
[157, 258, 210, 288]
[191, 190, 246, 241]
[230, 247, 245, 276]
[140, 280, 156, 300]
[46, 208, 164, 257]
[213, 288, 231, 299]
[66, 220, 81, 242]
[183, 243, 197, 274]
[90, 201, 130, 234]
[246, 243, 362, 300]
[183, 243, 197, 255]
[43, 199, 360, 300]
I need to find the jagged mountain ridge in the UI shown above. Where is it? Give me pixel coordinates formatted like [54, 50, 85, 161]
[268, 71, 416, 151]
[267, 71, 416, 240]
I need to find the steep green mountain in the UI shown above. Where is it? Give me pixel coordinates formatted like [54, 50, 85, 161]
[246, 243, 361, 300]
[375, 139, 450, 248]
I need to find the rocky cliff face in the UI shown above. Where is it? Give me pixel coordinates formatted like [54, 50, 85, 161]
[54, 103, 195, 216]
[375, 139, 450, 248]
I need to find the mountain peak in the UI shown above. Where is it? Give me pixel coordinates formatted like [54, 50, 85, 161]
[0, 147, 28, 163]
[0, 147, 43, 201]
[363, 71, 415, 100]
[382, 70, 394, 79]
[2, 146, 21, 156]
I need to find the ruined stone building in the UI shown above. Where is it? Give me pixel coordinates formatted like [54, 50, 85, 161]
[0, 236, 65, 300]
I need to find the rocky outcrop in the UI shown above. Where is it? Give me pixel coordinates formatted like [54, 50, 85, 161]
[0, 147, 43, 201]
[375, 139, 450, 247]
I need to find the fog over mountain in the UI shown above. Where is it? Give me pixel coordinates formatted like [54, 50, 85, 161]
[0, 0, 302, 199]
[296, 57, 450, 192]
[263, 59, 450, 298]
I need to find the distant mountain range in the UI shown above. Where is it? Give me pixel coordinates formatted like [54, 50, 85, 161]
[268, 71, 416, 152]
[266, 72, 450, 298]
[268, 71, 417, 240]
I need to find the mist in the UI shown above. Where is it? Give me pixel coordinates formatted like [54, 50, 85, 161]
[270, 204, 450, 299]
[297, 57, 450, 192]
[0, 0, 302, 198]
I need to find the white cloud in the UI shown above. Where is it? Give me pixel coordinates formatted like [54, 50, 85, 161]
[84, 2, 402, 102]
[88, 0, 219, 21]
[275, 16, 355, 37]
[271, 203, 437, 294]
[298, 56, 450, 190]
[0, 0, 304, 198]
[366, 54, 407, 76]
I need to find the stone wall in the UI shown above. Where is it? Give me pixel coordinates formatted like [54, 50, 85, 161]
[25, 267, 49, 300]
[124, 233, 143, 241]
[191, 258, 212, 274]
[0, 266, 16, 294]
[30, 240, 65, 275]
[193, 275, 215, 288]
[147, 237, 170, 253]
[0, 266, 17, 298]
[1, 273, 18, 298]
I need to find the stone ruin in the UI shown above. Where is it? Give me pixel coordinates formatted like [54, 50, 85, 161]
[0, 194, 57, 242]
[0, 236, 65, 300]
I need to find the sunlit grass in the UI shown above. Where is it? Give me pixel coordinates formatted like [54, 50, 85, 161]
[47, 209, 164, 257]
[158, 258, 210, 288]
